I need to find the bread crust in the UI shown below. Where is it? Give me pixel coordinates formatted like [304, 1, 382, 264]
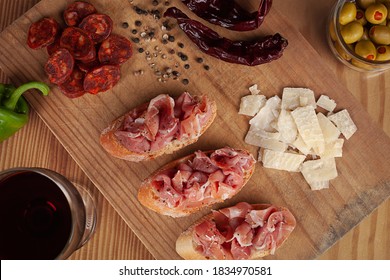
[176, 204, 295, 260]
[138, 149, 255, 217]
[100, 94, 217, 162]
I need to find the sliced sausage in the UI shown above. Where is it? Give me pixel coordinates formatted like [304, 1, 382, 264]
[78, 58, 101, 73]
[44, 48, 74, 84]
[79, 14, 113, 44]
[58, 68, 86, 98]
[63, 1, 97, 27]
[46, 35, 61, 56]
[98, 34, 133, 65]
[83, 65, 120, 94]
[27, 17, 59, 49]
[60, 27, 95, 60]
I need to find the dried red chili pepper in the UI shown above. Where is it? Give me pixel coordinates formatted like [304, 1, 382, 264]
[164, 7, 288, 66]
[180, 0, 272, 31]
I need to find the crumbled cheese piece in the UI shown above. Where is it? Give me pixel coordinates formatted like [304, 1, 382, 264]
[301, 158, 338, 184]
[249, 84, 261, 95]
[238, 85, 357, 191]
[317, 95, 337, 112]
[308, 181, 330, 191]
[291, 106, 325, 155]
[281, 87, 316, 110]
[317, 113, 341, 143]
[292, 135, 313, 155]
[239, 94, 267, 116]
[277, 109, 298, 144]
[245, 130, 287, 151]
[249, 95, 281, 131]
[320, 139, 344, 158]
[328, 109, 357, 140]
[261, 149, 306, 172]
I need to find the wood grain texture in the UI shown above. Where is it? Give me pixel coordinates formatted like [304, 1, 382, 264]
[0, 0, 153, 260]
[1, 1, 389, 258]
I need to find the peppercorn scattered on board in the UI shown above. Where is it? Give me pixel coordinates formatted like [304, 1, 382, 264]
[0, 0, 390, 260]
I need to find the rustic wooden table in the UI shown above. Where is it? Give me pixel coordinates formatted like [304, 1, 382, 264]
[0, 0, 388, 259]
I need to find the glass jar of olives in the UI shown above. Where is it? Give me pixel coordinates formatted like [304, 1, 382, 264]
[327, 0, 390, 72]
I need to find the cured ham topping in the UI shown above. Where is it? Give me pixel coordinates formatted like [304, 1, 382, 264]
[115, 92, 213, 153]
[193, 202, 296, 260]
[149, 147, 255, 209]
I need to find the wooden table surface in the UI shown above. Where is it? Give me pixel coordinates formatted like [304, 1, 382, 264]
[0, 0, 388, 260]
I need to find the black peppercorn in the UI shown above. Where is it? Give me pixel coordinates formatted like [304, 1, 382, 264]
[122, 22, 129, 29]
[182, 79, 189, 85]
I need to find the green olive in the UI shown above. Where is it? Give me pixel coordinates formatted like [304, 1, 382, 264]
[339, 2, 357, 25]
[334, 41, 352, 60]
[356, 0, 376, 10]
[376, 45, 390, 61]
[355, 9, 368, 25]
[355, 40, 377, 60]
[384, 3, 390, 20]
[365, 3, 388, 24]
[341, 21, 364, 44]
[369, 25, 390, 44]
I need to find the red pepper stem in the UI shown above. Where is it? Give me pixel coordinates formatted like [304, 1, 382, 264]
[3, 82, 50, 111]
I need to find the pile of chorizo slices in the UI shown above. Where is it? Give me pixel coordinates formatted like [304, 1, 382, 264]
[27, 1, 133, 98]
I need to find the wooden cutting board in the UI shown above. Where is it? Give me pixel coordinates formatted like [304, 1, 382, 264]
[1, 0, 389, 259]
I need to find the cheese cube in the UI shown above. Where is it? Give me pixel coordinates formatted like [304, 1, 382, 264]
[301, 158, 338, 184]
[320, 139, 344, 158]
[239, 94, 267, 116]
[291, 106, 325, 155]
[292, 135, 313, 155]
[249, 95, 281, 131]
[249, 84, 261, 95]
[317, 113, 341, 143]
[277, 109, 298, 144]
[245, 130, 287, 152]
[328, 109, 357, 140]
[317, 95, 337, 112]
[262, 149, 306, 172]
[281, 87, 316, 110]
[308, 181, 330, 191]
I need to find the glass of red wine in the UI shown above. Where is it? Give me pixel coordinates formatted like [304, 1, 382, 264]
[0, 168, 97, 260]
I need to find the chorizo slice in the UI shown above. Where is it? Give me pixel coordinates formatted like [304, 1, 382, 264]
[60, 27, 95, 61]
[44, 48, 74, 85]
[46, 35, 61, 56]
[83, 65, 121, 94]
[58, 68, 86, 98]
[27, 17, 60, 49]
[98, 34, 133, 65]
[79, 14, 113, 44]
[78, 58, 101, 73]
[63, 1, 97, 27]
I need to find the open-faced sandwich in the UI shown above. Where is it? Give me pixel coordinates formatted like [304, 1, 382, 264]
[100, 92, 217, 161]
[138, 147, 256, 217]
[176, 202, 296, 260]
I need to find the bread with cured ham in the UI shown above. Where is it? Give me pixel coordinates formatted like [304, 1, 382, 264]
[176, 202, 296, 260]
[100, 92, 217, 161]
[138, 147, 256, 217]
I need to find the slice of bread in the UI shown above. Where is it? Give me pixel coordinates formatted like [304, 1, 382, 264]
[100, 94, 217, 162]
[176, 204, 296, 260]
[138, 148, 256, 217]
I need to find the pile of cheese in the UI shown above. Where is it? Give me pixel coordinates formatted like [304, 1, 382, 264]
[239, 85, 357, 190]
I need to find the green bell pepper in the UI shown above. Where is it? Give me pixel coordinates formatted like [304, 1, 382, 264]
[0, 81, 50, 142]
